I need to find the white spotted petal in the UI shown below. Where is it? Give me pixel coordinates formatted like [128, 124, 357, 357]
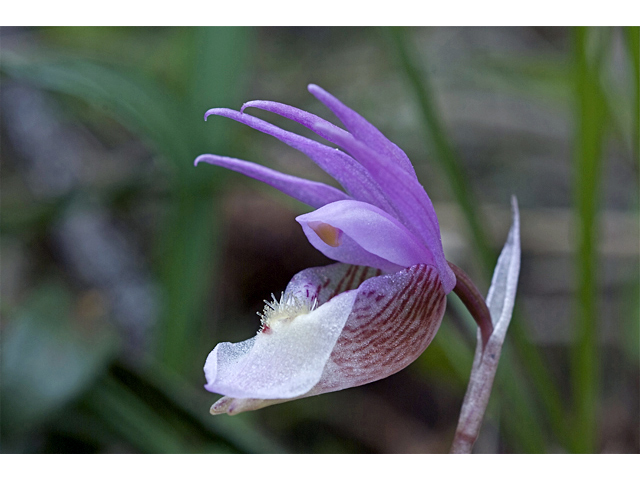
[206, 263, 446, 415]
[204, 290, 357, 399]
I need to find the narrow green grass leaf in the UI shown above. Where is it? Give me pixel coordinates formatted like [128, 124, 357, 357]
[189, 27, 254, 122]
[156, 27, 254, 375]
[386, 27, 566, 451]
[623, 27, 639, 166]
[123, 361, 287, 453]
[156, 194, 220, 374]
[386, 27, 493, 269]
[1, 53, 192, 174]
[570, 26, 609, 454]
[83, 375, 189, 453]
[469, 53, 573, 107]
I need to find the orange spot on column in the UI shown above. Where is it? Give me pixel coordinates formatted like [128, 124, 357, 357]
[309, 222, 343, 247]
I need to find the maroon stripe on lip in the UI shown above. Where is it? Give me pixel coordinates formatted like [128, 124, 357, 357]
[325, 265, 381, 302]
[344, 266, 431, 341]
[376, 277, 441, 368]
[331, 264, 353, 297]
[356, 266, 371, 289]
[315, 264, 446, 390]
[345, 265, 360, 293]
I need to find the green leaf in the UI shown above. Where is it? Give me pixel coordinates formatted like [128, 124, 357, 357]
[1, 51, 192, 175]
[385, 26, 564, 452]
[1, 283, 118, 437]
[155, 193, 221, 374]
[61, 361, 286, 453]
[570, 26, 610, 454]
[623, 27, 639, 165]
[155, 27, 255, 374]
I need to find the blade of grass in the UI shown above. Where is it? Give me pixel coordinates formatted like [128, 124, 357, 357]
[189, 27, 253, 124]
[157, 27, 254, 375]
[386, 26, 567, 451]
[477, 45, 635, 174]
[81, 371, 235, 453]
[469, 52, 572, 106]
[570, 26, 609, 454]
[178, 27, 255, 186]
[0, 53, 192, 174]
[83, 375, 189, 453]
[156, 193, 220, 374]
[386, 27, 493, 269]
[64, 361, 284, 453]
[114, 361, 287, 453]
[623, 27, 639, 166]
[594, 29, 636, 169]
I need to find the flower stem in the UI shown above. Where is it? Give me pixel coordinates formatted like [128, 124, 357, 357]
[449, 262, 493, 348]
[387, 27, 566, 451]
[450, 198, 521, 454]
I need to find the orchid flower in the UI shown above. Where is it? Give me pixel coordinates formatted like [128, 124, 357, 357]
[195, 84, 520, 447]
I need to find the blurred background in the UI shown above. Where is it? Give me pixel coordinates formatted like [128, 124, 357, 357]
[0, 26, 638, 453]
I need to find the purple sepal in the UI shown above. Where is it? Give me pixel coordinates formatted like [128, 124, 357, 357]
[194, 154, 350, 209]
[307, 84, 418, 179]
[204, 108, 394, 213]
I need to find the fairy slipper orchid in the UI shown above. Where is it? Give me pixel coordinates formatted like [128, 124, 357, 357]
[195, 85, 518, 418]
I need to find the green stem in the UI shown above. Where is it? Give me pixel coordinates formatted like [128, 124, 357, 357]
[386, 26, 567, 451]
[156, 27, 253, 375]
[158, 191, 219, 374]
[571, 26, 608, 453]
[623, 27, 639, 166]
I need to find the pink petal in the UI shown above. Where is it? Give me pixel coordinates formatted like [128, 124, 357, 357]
[313, 122, 455, 294]
[284, 262, 383, 306]
[296, 200, 436, 273]
[240, 100, 350, 144]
